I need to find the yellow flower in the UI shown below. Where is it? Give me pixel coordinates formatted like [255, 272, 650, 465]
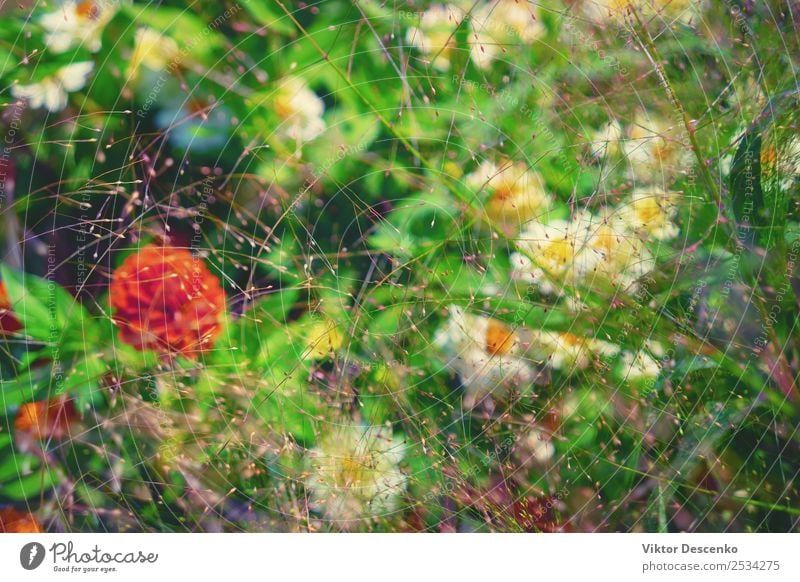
[623, 113, 689, 185]
[580, 0, 637, 21]
[40, 0, 117, 54]
[12, 62, 94, 112]
[467, 160, 552, 229]
[511, 218, 593, 295]
[512, 207, 659, 296]
[581, 0, 703, 25]
[306, 424, 406, 528]
[405, 4, 465, 71]
[306, 319, 344, 359]
[578, 209, 656, 292]
[618, 188, 679, 240]
[128, 27, 181, 80]
[469, 0, 545, 69]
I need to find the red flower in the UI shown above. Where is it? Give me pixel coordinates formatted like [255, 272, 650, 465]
[14, 397, 77, 441]
[0, 281, 22, 334]
[0, 507, 43, 533]
[110, 244, 226, 357]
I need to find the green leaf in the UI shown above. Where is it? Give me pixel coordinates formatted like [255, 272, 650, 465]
[0, 265, 51, 341]
[0, 467, 58, 501]
[729, 87, 800, 249]
[240, 1, 296, 35]
[729, 130, 763, 248]
[255, 368, 322, 446]
[0, 365, 51, 410]
[0, 265, 89, 345]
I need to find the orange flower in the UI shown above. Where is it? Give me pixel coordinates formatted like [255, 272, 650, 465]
[0, 281, 22, 334]
[14, 397, 77, 441]
[0, 507, 43, 533]
[485, 318, 517, 356]
[110, 244, 225, 357]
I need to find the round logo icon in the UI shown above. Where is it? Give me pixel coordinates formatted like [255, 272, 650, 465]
[20, 542, 46, 570]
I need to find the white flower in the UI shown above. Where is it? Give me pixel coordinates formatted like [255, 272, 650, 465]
[577, 209, 656, 292]
[579, 0, 632, 21]
[590, 120, 623, 160]
[522, 428, 555, 464]
[405, 4, 465, 71]
[274, 76, 326, 145]
[511, 208, 659, 296]
[40, 1, 117, 54]
[469, 0, 545, 69]
[511, 217, 595, 295]
[466, 160, 552, 229]
[617, 188, 679, 240]
[622, 113, 690, 185]
[621, 349, 662, 380]
[435, 305, 535, 407]
[529, 329, 619, 371]
[12, 61, 94, 112]
[306, 424, 406, 528]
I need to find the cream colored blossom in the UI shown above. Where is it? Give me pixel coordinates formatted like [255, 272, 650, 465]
[405, 4, 465, 71]
[435, 305, 535, 407]
[529, 329, 619, 370]
[40, 1, 117, 54]
[306, 424, 406, 528]
[128, 27, 181, 79]
[581, 0, 703, 25]
[522, 428, 555, 463]
[580, 0, 633, 21]
[617, 188, 679, 240]
[623, 114, 689, 185]
[466, 160, 552, 229]
[621, 349, 662, 380]
[274, 76, 326, 145]
[578, 209, 656, 292]
[12, 62, 94, 112]
[590, 120, 623, 160]
[469, 0, 545, 69]
[511, 208, 658, 296]
[510, 218, 595, 295]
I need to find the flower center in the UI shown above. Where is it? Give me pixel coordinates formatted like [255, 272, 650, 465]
[635, 197, 663, 224]
[486, 319, 516, 356]
[592, 224, 619, 255]
[559, 332, 584, 347]
[490, 182, 516, 203]
[542, 237, 573, 265]
[338, 455, 370, 487]
[77, 1, 101, 20]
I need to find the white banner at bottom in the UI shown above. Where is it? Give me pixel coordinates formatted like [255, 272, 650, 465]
[0, 533, 797, 581]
